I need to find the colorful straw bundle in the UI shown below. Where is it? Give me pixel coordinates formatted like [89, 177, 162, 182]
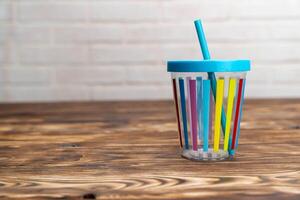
[172, 75, 246, 156]
[168, 20, 250, 161]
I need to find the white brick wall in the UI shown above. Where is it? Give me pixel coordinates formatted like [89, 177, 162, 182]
[0, 0, 300, 102]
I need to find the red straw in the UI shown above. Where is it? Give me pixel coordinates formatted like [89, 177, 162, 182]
[172, 79, 183, 147]
[231, 79, 244, 150]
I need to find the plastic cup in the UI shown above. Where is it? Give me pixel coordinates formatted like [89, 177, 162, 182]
[168, 59, 251, 161]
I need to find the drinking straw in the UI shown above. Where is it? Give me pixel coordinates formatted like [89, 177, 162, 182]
[172, 79, 183, 148]
[196, 77, 203, 139]
[234, 79, 246, 149]
[224, 79, 236, 151]
[231, 79, 244, 151]
[228, 81, 239, 155]
[194, 20, 226, 135]
[202, 80, 211, 152]
[214, 79, 224, 152]
[189, 79, 198, 151]
[209, 90, 213, 140]
[186, 77, 192, 136]
[229, 79, 246, 155]
[179, 78, 189, 149]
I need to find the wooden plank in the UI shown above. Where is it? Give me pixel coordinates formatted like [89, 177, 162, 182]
[0, 99, 299, 199]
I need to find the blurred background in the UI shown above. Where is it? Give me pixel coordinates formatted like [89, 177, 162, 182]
[0, 0, 300, 102]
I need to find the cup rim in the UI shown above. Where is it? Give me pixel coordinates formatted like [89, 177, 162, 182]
[167, 59, 251, 72]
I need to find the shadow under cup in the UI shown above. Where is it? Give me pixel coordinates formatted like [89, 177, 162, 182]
[168, 60, 251, 161]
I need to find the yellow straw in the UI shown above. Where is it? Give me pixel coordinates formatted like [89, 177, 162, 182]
[214, 79, 224, 152]
[224, 79, 236, 151]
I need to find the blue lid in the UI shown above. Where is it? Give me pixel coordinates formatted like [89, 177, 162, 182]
[167, 59, 251, 72]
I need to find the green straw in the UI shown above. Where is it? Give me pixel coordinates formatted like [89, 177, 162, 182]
[194, 19, 226, 136]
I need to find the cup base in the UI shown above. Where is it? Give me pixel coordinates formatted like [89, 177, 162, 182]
[181, 148, 229, 161]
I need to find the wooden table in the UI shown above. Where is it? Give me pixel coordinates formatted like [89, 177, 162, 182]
[0, 100, 299, 200]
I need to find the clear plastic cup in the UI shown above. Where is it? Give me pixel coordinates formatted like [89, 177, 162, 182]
[168, 60, 251, 161]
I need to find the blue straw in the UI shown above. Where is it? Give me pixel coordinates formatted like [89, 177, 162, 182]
[194, 19, 226, 136]
[196, 77, 202, 139]
[202, 80, 210, 152]
[194, 20, 211, 60]
[179, 78, 189, 149]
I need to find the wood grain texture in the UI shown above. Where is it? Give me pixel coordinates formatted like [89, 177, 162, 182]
[0, 99, 299, 200]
